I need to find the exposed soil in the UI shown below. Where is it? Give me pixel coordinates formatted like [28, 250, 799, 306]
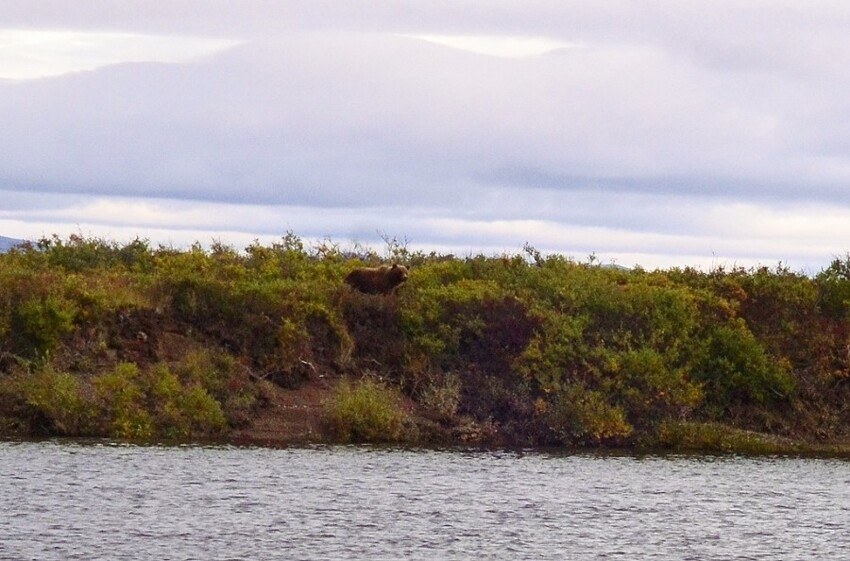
[230, 380, 333, 446]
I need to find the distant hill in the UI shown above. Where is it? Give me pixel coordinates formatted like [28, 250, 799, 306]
[0, 236, 25, 252]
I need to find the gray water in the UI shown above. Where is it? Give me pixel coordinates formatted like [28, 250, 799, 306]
[1, 442, 848, 560]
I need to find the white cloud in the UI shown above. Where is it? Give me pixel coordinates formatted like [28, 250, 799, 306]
[399, 34, 581, 58]
[0, 29, 239, 80]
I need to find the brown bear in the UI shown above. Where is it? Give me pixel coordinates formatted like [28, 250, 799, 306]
[344, 263, 409, 295]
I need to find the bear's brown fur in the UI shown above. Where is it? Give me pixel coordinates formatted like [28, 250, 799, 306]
[344, 263, 409, 295]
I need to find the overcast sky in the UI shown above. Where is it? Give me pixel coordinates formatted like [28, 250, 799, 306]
[2, 1, 850, 271]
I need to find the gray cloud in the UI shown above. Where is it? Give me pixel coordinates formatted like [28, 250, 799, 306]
[2, 3, 850, 269]
[0, 35, 815, 198]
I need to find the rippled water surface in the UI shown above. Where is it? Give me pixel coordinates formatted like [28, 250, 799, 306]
[1, 441, 849, 560]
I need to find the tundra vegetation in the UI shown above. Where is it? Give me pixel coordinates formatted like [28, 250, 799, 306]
[2, 233, 850, 454]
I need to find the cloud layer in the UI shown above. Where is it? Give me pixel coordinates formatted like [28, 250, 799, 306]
[3, 2, 850, 270]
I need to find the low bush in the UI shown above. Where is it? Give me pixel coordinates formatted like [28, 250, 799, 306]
[693, 320, 795, 408]
[12, 295, 77, 359]
[323, 377, 409, 443]
[543, 383, 633, 445]
[6, 367, 89, 435]
[173, 350, 259, 427]
[92, 362, 155, 439]
[418, 372, 462, 422]
[92, 361, 227, 440]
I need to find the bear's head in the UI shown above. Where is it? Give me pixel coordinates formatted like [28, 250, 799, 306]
[388, 263, 409, 286]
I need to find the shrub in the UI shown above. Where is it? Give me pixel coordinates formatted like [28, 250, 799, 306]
[693, 320, 795, 408]
[173, 385, 227, 437]
[613, 347, 703, 426]
[10, 294, 77, 359]
[544, 383, 633, 445]
[418, 372, 462, 422]
[734, 265, 823, 367]
[92, 362, 154, 439]
[401, 278, 538, 375]
[515, 311, 589, 394]
[10, 368, 88, 435]
[401, 279, 506, 360]
[92, 361, 227, 440]
[342, 290, 405, 369]
[817, 255, 850, 320]
[172, 350, 254, 427]
[323, 377, 408, 442]
[33, 234, 156, 273]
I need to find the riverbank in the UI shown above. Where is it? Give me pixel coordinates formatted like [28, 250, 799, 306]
[5, 370, 850, 457]
[3, 234, 850, 453]
[221, 378, 850, 457]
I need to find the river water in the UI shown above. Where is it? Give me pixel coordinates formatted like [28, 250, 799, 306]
[1, 441, 848, 560]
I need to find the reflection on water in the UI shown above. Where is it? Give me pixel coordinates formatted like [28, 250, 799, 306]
[1, 441, 848, 560]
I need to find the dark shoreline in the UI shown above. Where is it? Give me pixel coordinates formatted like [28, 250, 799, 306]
[7, 407, 850, 460]
[5, 433, 850, 460]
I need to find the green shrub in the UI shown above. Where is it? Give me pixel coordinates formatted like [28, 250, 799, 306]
[402, 279, 538, 373]
[175, 350, 235, 399]
[613, 347, 703, 425]
[11, 368, 88, 434]
[544, 383, 633, 445]
[516, 311, 589, 394]
[92, 361, 227, 440]
[146, 363, 226, 437]
[171, 351, 249, 428]
[816, 255, 850, 320]
[92, 362, 154, 439]
[323, 377, 408, 442]
[401, 279, 504, 360]
[694, 320, 795, 407]
[32, 234, 155, 273]
[173, 385, 227, 437]
[10, 294, 77, 359]
[519, 298, 703, 436]
[148, 242, 349, 383]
